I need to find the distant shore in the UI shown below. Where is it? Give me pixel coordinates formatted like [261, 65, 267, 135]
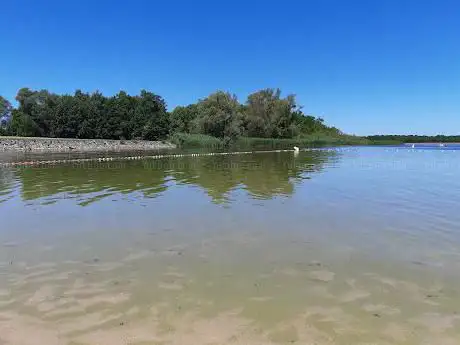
[0, 137, 176, 152]
[403, 142, 460, 145]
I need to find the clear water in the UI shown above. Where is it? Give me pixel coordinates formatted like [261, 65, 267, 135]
[1, 146, 460, 345]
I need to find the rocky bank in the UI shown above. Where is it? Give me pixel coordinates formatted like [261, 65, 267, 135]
[0, 137, 176, 152]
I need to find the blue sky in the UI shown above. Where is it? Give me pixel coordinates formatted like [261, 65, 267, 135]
[1, 0, 459, 135]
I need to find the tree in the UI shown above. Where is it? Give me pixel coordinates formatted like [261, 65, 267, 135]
[244, 88, 298, 138]
[15, 88, 57, 136]
[0, 96, 13, 129]
[49, 94, 79, 138]
[9, 110, 40, 137]
[73, 90, 98, 139]
[131, 90, 169, 140]
[105, 91, 136, 139]
[291, 111, 341, 136]
[194, 91, 242, 140]
[170, 104, 199, 134]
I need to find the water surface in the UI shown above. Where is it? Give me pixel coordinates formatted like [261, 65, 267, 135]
[1, 147, 460, 344]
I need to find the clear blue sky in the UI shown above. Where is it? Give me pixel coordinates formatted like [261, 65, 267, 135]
[1, 0, 459, 135]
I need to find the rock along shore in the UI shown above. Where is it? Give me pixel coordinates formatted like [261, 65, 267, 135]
[0, 137, 176, 152]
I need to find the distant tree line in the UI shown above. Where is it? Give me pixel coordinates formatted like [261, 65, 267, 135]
[0, 88, 341, 141]
[367, 135, 460, 144]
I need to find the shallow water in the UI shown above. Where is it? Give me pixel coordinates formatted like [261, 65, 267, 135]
[1, 146, 460, 344]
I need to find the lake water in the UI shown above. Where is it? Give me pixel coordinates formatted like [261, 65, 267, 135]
[1, 146, 460, 345]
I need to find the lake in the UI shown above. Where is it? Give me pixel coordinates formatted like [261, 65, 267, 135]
[1, 146, 460, 344]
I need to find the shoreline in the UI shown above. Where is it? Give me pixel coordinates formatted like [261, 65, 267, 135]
[403, 142, 460, 145]
[0, 137, 176, 153]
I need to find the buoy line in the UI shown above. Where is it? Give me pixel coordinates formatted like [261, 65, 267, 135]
[0, 149, 298, 167]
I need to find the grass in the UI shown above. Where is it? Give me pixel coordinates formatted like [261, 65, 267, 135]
[236, 135, 369, 149]
[169, 132, 371, 150]
[169, 132, 225, 149]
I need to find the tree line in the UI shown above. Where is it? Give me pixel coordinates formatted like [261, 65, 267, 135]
[1, 88, 169, 140]
[367, 135, 460, 144]
[0, 88, 341, 142]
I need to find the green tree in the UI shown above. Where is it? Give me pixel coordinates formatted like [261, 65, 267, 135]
[244, 88, 298, 138]
[0, 95, 11, 116]
[49, 94, 79, 138]
[131, 90, 169, 140]
[194, 91, 242, 141]
[0, 96, 13, 132]
[16, 88, 57, 136]
[9, 110, 40, 136]
[73, 90, 98, 139]
[170, 104, 199, 133]
[105, 91, 136, 139]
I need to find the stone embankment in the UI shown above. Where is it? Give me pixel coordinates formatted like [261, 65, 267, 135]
[0, 137, 176, 152]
